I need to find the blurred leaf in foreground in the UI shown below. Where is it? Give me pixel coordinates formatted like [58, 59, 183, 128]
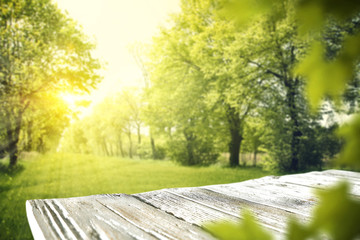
[296, 32, 360, 109]
[207, 181, 360, 240]
[288, 182, 360, 240]
[296, 0, 360, 35]
[296, 0, 325, 35]
[337, 114, 360, 169]
[220, 0, 283, 27]
[287, 218, 313, 240]
[311, 182, 360, 240]
[295, 41, 348, 109]
[206, 210, 273, 240]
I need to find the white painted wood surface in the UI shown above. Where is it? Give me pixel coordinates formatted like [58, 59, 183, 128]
[26, 170, 360, 240]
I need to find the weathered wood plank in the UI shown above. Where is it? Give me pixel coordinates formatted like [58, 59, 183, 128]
[321, 169, 360, 180]
[27, 196, 154, 240]
[241, 178, 320, 205]
[203, 181, 314, 217]
[233, 175, 320, 203]
[278, 171, 360, 196]
[27, 194, 215, 240]
[136, 187, 289, 238]
[135, 189, 239, 225]
[95, 194, 215, 240]
[26, 200, 56, 240]
[26, 170, 360, 240]
[54, 195, 155, 240]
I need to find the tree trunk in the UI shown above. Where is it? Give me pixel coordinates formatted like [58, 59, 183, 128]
[149, 128, 156, 159]
[285, 78, 302, 172]
[225, 104, 243, 167]
[253, 150, 257, 167]
[7, 111, 23, 167]
[290, 127, 301, 172]
[150, 136, 156, 159]
[127, 131, 133, 158]
[102, 140, 110, 156]
[186, 141, 194, 165]
[24, 120, 33, 151]
[184, 130, 195, 165]
[9, 139, 19, 167]
[229, 128, 242, 167]
[109, 143, 114, 156]
[36, 137, 45, 153]
[118, 136, 125, 157]
[137, 124, 141, 144]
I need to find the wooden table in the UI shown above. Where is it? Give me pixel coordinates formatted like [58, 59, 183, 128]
[26, 169, 360, 240]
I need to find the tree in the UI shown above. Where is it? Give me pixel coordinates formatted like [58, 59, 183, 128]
[130, 42, 161, 159]
[222, 0, 360, 168]
[59, 89, 145, 159]
[122, 89, 143, 145]
[20, 92, 72, 153]
[221, 0, 343, 171]
[207, 0, 360, 239]
[146, 0, 266, 166]
[146, 43, 219, 165]
[242, 118, 267, 166]
[59, 120, 89, 154]
[0, 0, 101, 166]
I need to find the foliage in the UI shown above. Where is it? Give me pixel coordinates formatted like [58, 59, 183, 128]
[317, 123, 343, 161]
[337, 115, 360, 169]
[144, 10, 223, 165]
[59, 88, 146, 158]
[206, 0, 360, 240]
[241, 117, 267, 166]
[287, 182, 360, 240]
[0, 153, 273, 239]
[20, 92, 72, 153]
[145, 0, 272, 166]
[0, 0, 101, 166]
[145, 0, 342, 170]
[207, 210, 273, 240]
[167, 136, 219, 166]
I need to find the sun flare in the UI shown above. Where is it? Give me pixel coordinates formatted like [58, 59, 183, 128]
[60, 93, 79, 106]
[59, 92, 91, 109]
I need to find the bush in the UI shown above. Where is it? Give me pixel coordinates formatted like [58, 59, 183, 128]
[167, 138, 219, 166]
[137, 143, 153, 159]
[137, 143, 166, 160]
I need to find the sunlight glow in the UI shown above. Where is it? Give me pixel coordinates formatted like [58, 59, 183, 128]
[59, 93, 91, 110]
[61, 93, 78, 106]
[54, 0, 180, 106]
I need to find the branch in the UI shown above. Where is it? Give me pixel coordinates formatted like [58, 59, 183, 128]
[179, 56, 202, 72]
[20, 99, 31, 114]
[247, 60, 283, 79]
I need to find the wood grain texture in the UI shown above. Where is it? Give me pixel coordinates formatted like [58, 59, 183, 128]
[26, 170, 360, 240]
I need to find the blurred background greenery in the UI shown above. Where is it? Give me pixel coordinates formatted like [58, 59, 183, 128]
[1, 0, 360, 239]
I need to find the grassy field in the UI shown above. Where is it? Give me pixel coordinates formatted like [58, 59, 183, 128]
[0, 153, 274, 240]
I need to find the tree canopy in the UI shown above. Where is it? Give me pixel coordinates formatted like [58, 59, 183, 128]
[206, 0, 360, 239]
[0, 0, 101, 166]
[139, 0, 348, 170]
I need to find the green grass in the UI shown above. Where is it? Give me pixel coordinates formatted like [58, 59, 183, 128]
[0, 153, 274, 240]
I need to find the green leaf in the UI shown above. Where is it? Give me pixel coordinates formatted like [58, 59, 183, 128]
[286, 217, 314, 240]
[286, 181, 360, 240]
[296, 1, 324, 36]
[206, 210, 273, 240]
[337, 114, 360, 169]
[295, 39, 356, 110]
[311, 182, 360, 240]
[220, 0, 278, 27]
[295, 41, 327, 109]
